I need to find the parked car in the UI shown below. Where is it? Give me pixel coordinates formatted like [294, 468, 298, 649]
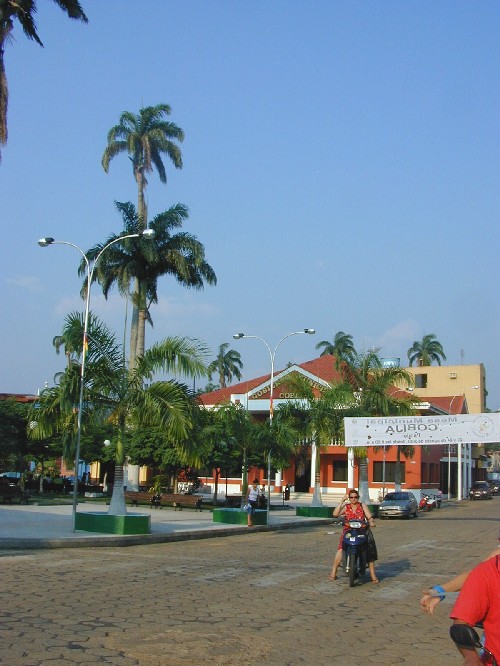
[378, 491, 418, 519]
[468, 481, 492, 500]
[487, 479, 500, 495]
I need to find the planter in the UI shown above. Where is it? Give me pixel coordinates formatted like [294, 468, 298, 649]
[75, 511, 151, 535]
[212, 508, 268, 525]
[296, 506, 333, 518]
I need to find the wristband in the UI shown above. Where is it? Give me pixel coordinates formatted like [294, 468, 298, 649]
[431, 585, 445, 601]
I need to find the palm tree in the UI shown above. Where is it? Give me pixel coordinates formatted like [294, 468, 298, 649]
[407, 334, 447, 367]
[315, 331, 356, 368]
[102, 104, 184, 364]
[102, 104, 183, 229]
[207, 343, 243, 389]
[29, 312, 209, 515]
[277, 374, 356, 506]
[208, 402, 259, 505]
[81, 200, 216, 368]
[0, 0, 87, 155]
[347, 351, 416, 500]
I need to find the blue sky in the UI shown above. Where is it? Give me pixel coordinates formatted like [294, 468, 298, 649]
[1, 1, 499, 406]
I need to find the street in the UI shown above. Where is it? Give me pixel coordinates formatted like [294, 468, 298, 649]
[0, 498, 498, 666]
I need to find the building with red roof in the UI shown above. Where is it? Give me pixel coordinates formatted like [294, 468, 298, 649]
[199, 355, 485, 500]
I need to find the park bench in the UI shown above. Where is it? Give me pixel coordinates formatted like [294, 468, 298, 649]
[161, 494, 203, 511]
[123, 491, 160, 508]
[123, 491, 203, 511]
[0, 482, 30, 505]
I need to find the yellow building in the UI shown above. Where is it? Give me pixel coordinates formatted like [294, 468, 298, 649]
[402, 364, 486, 414]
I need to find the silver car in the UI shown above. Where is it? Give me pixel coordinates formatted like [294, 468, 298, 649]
[378, 492, 418, 519]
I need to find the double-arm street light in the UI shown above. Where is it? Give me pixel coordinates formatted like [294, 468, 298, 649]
[233, 329, 315, 520]
[38, 229, 155, 531]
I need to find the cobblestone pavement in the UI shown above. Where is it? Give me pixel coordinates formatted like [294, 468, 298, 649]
[0, 498, 498, 666]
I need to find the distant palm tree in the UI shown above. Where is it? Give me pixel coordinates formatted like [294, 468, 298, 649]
[81, 200, 216, 368]
[0, 0, 87, 155]
[30, 313, 209, 515]
[315, 331, 356, 368]
[207, 343, 243, 389]
[407, 334, 447, 367]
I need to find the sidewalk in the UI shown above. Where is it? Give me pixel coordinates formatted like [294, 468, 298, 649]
[0, 495, 337, 549]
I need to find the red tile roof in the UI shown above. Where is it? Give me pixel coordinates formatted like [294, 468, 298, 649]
[0, 393, 37, 403]
[198, 355, 348, 406]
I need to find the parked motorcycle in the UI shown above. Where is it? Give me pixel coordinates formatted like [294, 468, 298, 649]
[419, 494, 436, 512]
[342, 518, 369, 587]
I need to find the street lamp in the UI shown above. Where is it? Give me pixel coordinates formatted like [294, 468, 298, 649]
[38, 229, 155, 531]
[233, 329, 315, 520]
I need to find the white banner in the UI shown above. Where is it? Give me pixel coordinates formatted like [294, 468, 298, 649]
[344, 413, 500, 447]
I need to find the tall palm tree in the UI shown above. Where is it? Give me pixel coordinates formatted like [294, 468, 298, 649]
[207, 343, 243, 389]
[102, 104, 183, 230]
[0, 0, 87, 155]
[81, 200, 216, 368]
[315, 331, 356, 368]
[102, 104, 184, 364]
[407, 334, 447, 367]
[30, 312, 209, 515]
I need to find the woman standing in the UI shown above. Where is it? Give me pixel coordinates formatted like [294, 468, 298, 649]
[329, 489, 378, 583]
[246, 479, 260, 527]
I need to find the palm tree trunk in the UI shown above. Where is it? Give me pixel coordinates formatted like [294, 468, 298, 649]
[129, 279, 140, 370]
[358, 457, 370, 503]
[108, 425, 127, 515]
[311, 440, 323, 506]
[107, 463, 127, 515]
[213, 468, 220, 505]
[135, 280, 148, 362]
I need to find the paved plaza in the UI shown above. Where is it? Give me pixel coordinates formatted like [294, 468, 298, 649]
[0, 497, 498, 666]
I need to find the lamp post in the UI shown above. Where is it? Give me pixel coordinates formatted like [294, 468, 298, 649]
[38, 229, 155, 531]
[233, 329, 315, 521]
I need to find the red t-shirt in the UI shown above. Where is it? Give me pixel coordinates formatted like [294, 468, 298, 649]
[450, 555, 500, 664]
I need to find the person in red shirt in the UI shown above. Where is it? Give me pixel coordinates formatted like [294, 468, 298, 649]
[450, 554, 500, 665]
[329, 489, 378, 583]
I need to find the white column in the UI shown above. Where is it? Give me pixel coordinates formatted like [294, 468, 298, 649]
[310, 444, 317, 491]
[348, 449, 355, 491]
[457, 443, 462, 501]
[126, 463, 140, 491]
[275, 469, 282, 491]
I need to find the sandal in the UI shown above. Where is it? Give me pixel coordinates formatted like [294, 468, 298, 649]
[371, 578, 379, 584]
[328, 574, 337, 581]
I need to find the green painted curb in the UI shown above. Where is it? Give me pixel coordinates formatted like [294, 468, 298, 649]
[296, 506, 333, 518]
[212, 508, 268, 525]
[75, 512, 151, 535]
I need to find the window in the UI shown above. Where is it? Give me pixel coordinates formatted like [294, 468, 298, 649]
[333, 460, 348, 482]
[373, 462, 406, 483]
[415, 374, 427, 388]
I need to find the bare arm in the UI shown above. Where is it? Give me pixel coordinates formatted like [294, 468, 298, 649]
[333, 495, 348, 518]
[452, 621, 483, 666]
[420, 548, 500, 615]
